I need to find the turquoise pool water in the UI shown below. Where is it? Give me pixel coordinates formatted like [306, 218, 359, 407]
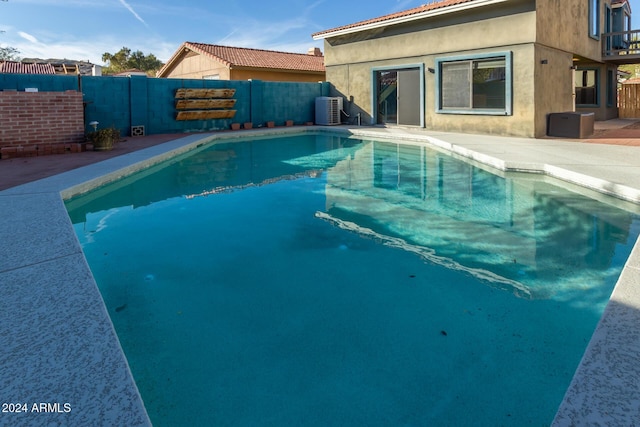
[66, 133, 640, 426]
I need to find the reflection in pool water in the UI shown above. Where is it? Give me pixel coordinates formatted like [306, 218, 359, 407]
[66, 133, 640, 426]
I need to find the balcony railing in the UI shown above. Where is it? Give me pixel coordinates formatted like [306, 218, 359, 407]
[602, 29, 640, 63]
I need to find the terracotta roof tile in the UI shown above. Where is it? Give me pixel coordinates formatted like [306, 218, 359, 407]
[312, 0, 481, 38]
[612, 0, 631, 12]
[185, 42, 325, 73]
[0, 61, 56, 74]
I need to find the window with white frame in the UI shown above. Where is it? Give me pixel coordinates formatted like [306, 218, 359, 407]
[436, 52, 511, 115]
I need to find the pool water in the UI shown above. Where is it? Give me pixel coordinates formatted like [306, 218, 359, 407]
[66, 133, 640, 426]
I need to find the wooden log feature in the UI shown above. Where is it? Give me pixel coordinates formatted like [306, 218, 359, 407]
[175, 88, 236, 99]
[176, 110, 237, 120]
[175, 99, 237, 110]
[174, 88, 238, 121]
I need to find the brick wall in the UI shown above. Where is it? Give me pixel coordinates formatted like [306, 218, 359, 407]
[0, 90, 85, 159]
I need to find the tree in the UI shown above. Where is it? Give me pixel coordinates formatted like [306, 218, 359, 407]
[0, 46, 20, 61]
[101, 47, 163, 76]
[619, 64, 640, 80]
[1, 1, 19, 61]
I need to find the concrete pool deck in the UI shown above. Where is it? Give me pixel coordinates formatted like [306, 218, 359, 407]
[1, 124, 639, 425]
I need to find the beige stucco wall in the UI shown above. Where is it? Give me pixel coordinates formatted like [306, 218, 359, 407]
[324, 10, 537, 67]
[230, 69, 325, 83]
[533, 45, 575, 136]
[322, 0, 622, 138]
[324, 8, 544, 137]
[163, 53, 230, 79]
[432, 44, 538, 137]
[536, 0, 609, 62]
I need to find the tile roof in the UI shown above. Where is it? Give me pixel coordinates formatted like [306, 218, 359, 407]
[0, 61, 56, 75]
[183, 42, 325, 72]
[312, 0, 487, 38]
[612, 0, 631, 12]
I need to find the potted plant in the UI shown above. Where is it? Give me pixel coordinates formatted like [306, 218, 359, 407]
[87, 127, 120, 151]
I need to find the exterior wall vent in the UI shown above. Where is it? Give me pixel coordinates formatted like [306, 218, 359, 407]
[131, 125, 145, 137]
[315, 96, 343, 125]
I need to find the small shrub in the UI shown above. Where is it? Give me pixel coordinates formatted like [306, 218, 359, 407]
[87, 127, 120, 151]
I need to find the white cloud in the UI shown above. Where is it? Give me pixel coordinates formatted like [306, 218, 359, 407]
[118, 0, 148, 27]
[18, 31, 38, 43]
[214, 11, 322, 54]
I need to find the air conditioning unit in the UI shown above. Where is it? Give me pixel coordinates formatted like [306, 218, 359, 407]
[315, 97, 343, 125]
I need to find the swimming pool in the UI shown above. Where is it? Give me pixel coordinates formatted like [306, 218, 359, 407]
[66, 133, 640, 426]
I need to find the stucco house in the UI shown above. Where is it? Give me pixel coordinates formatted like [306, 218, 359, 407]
[312, 0, 637, 138]
[157, 42, 326, 83]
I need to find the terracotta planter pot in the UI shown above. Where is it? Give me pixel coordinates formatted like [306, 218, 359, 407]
[244, 122, 253, 129]
[231, 123, 240, 130]
[93, 140, 113, 151]
[267, 121, 275, 128]
[285, 120, 293, 127]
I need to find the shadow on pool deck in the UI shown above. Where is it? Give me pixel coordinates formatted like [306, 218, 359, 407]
[1, 119, 640, 191]
[0, 133, 205, 191]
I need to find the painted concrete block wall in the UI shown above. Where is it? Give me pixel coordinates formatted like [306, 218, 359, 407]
[73, 77, 330, 134]
[0, 74, 331, 140]
[0, 74, 78, 92]
[82, 76, 132, 136]
[140, 78, 250, 133]
[260, 81, 328, 126]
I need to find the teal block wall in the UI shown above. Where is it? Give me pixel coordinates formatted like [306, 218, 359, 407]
[1, 75, 333, 137]
[146, 78, 250, 133]
[261, 81, 327, 125]
[129, 76, 148, 131]
[82, 77, 131, 136]
[0, 74, 79, 91]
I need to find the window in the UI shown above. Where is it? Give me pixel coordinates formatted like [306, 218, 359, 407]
[575, 69, 599, 106]
[203, 74, 220, 80]
[436, 52, 512, 115]
[607, 69, 615, 107]
[590, 0, 600, 39]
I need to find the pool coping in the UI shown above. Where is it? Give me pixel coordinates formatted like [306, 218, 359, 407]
[1, 126, 639, 425]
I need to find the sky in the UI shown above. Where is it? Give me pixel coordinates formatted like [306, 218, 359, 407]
[0, 0, 426, 65]
[2, 0, 640, 66]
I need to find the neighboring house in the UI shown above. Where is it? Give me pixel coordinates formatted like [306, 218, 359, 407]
[111, 69, 149, 77]
[157, 42, 325, 83]
[3, 59, 102, 76]
[0, 61, 55, 74]
[312, 0, 637, 138]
